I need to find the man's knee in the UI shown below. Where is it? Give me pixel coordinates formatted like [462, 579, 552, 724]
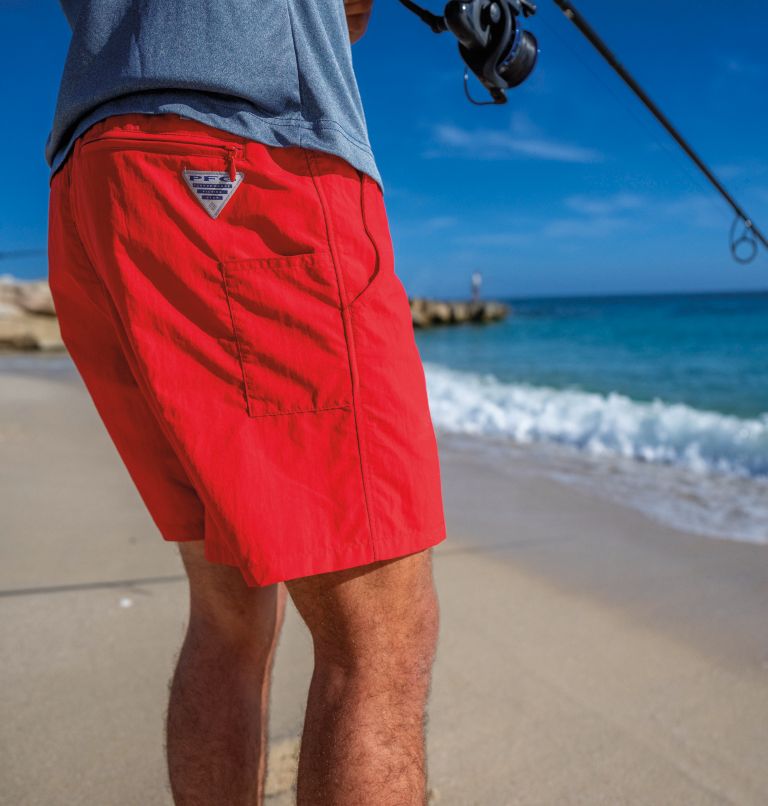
[177, 541, 284, 654]
[285, 548, 440, 679]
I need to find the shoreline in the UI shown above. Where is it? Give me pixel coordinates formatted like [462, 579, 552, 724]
[435, 427, 768, 546]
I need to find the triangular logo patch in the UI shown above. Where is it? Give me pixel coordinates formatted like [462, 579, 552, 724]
[182, 169, 244, 219]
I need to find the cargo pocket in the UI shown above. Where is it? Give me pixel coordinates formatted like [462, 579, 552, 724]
[219, 250, 353, 417]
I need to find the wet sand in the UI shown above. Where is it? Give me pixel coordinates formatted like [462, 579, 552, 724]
[1, 361, 767, 804]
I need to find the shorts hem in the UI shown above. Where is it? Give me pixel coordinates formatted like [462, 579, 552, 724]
[202, 521, 448, 587]
[158, 523, 206, 543]
[258, 522, 448, 587]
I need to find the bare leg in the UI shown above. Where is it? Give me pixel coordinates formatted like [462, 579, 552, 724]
[285, 548, 440, 806]
[166, 541, 287, 805]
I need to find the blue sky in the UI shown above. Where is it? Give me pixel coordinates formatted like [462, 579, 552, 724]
[2, 0, 767, 297]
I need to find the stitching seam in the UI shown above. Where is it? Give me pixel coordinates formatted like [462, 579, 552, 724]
[236, 402, 352, 418]
[303, 148, 378, 561]
[346, 173, 382, 308]
[218, 264, 254, 416]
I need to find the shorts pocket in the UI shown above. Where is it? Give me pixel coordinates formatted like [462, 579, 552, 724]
[347, 172, 387, 307]
[303, 148, 393, 310]
[219, 250, 353, 418]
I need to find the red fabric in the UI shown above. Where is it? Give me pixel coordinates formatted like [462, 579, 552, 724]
[47, 112, 447, 586]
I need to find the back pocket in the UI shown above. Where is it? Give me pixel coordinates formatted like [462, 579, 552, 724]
[219, 250, 353, 417]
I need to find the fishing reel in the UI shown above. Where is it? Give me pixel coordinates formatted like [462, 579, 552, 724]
[398, 0, 539, 104]
[398, 0, 766, 263]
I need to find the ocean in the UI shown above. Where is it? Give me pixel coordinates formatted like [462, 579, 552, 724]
[415, 291, 768, 544]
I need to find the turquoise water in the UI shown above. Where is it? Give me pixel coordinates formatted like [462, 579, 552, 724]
[415, 291, 768, 541]
[416, 292, 768, 420]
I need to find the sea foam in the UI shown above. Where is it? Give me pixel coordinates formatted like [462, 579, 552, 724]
[424, 362, 768, 479]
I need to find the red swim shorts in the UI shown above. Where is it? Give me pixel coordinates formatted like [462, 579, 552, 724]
[47, 112, 447, 586]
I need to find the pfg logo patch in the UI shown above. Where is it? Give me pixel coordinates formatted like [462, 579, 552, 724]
[182, 170, 244, 219]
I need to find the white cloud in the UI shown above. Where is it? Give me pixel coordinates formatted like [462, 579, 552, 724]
[451, 230, 535, 247]
[542, 215, 632, 239]
[722, 58, 763, 77]
[713, 163, 747, 181]
[448, 189, 730, 248]
[659, 193, 724, 228]
[563, 193, 646, 216]
[559, 190, 724, 231]
[425, 110, 603, 164]
[421, 215, 460, 231]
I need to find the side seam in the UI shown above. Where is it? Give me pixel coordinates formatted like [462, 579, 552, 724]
[302, 146, 379, 562]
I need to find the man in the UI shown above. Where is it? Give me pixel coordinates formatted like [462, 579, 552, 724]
[45, 1, 447, 804]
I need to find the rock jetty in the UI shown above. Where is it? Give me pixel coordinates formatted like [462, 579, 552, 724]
[0, 276, 64, 351]
[409, 297, 509, 328]
[0, 276, 509, 352]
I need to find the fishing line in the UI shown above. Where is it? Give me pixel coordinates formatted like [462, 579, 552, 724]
[397, 0, 767, 264]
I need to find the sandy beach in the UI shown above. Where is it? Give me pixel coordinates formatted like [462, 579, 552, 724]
[2, 357, 768, 805]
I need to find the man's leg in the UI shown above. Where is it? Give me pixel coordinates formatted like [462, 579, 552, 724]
[166, 541, 287, 805]
[285, 547, 440, 806]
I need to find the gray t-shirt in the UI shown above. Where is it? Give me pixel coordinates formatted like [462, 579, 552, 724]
[46, 0, 383, 193]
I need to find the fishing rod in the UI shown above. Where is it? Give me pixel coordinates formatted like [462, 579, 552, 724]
[397, 0, 767, 264]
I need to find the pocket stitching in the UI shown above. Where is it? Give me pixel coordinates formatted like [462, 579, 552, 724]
[346, 173, 382, 309]
[302, 148, 353, 309]
[303, 149, 384, 310]
[219, 260, 255, 416]
[79, 130, 245, 152]
[78, 143, 241, 162]
[222, 249, 333, 273]
[218, 251, 352, 418]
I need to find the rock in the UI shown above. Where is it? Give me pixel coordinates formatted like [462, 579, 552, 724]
[408, 296, 509, 328]
[0, 277, 65, 351]
[0, 312, 66, 350]
[428, 302, 453, 324]
[0, 301, 20, 317]
[409, 296, 428, 315]
[0, 276, 57, 316]
[0, 313, 65, 351]
[411, 306, 430, 329]
[477, 301, 509, 322]
[15, 280, 57, 316]
[449, 301, 471, 322]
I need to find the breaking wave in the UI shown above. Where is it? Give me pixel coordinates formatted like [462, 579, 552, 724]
[424, 362, 768, 479]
